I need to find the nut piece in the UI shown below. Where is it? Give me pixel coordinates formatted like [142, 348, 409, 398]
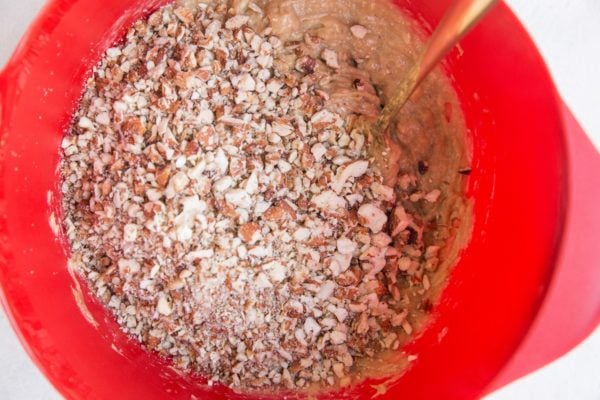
[122, 117, 145, 136]
[264, 260, 287, 283]
[225, 15, 250, 30]
[169, 171, 190, 192]
[358, 203, 387, 233]
[371, 232, 391, 247]
[263, 204, 287, 221]
[335, 270, 358, 286]
[239, 222, 262, 244]
[391, 206, 411, 237]
[350, 25, 368, 39]
[272, 120, 294, 137]
[321, 49, 340, 69]
[157, 294, 172, 316]
[234, 73, 256, 92]
[303, 317, 321, 338]
[371, 182, 395, 202]
[311, 143, 327, 161]
[295, 55, 316, 74]
[336, 238, 357, 255]
[293, 228, 311, 241]
[331, 160, 369, 193]
[174, 7, 194, 25]
[78, 116, 94, 130]
[316, 280, 335, 301]
[330, 252, 352, 276]
[330, 330, 347, 344]
[312, 190, 347, 212]
[425, 189, 441, 203]
[213, 176, 234, 192]
[156, 165, 171, 187]
[225, 189, 253, 209]
[123, 224, 138, 242]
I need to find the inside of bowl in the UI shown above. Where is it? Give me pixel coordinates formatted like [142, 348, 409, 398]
[0, 0, 567, 399]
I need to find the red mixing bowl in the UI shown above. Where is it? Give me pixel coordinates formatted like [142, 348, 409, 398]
[1, 0, 599, 399]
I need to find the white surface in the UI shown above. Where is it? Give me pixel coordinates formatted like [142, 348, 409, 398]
[0, 1, 599, 399]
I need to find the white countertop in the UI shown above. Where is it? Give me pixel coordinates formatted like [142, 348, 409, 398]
[1, 1, 599, 399]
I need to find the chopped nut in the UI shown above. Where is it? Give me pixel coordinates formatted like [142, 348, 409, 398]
[350, 25, 368, 39]
[272, 120, 294, 137]
[330, 252, 352, 277]
[225, 189, 253, 209]
[311, 143, 327, 161]
[371, 232, 391, 247]
[331, 160, 369, 193]
[304, 317, 321, 338]
[234, 73, 256, 91]
[335, 270, 358, 286]
[169, 171, 190, 192]
[371, 182, 395, 202]
[263, 204, 286, 221]
[295, 55, 316, 74]
[174, 6, 193, 25]
[336, 238, 357, 255]
[264, 260, 287, 283]
[425, 189, 441, 203]
[357, 203, 387, 233]
[123, 224, 138, 242]
[213, 176, 235, 192]
[293, 227, 311, 241]
[312, 190, 347, 212]
[330, 330, 347, 345]
[78, 116, 94, 130]
[316, 280, 336, 301]
[332, 362, 345, 378]
[321, 49, 340, 69]
[226, 15, 250, 30]
[157, 294, 172, 316]
[239, 222, 262, 244]
[156, 165, 171, 187]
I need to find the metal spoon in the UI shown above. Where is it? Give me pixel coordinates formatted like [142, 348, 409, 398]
[365, 0, 498, 183]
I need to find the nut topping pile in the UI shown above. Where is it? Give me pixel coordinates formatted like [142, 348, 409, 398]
[61, 1, 444, 390]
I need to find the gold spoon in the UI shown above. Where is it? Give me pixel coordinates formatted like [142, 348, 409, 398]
[365, 0, 499, 183]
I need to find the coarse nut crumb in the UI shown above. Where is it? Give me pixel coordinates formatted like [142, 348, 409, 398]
[60, 0, 452, 392]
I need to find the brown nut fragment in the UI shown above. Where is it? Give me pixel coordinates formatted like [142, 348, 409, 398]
[295, 55, 316, 74]
[156, 165, 171, 187]
[121, 117, 145, 136]
[263, 200, 297, 222]
[239, 222, 262, 244]
[174, 6, 194, 25]
[335, 270, 359, 287]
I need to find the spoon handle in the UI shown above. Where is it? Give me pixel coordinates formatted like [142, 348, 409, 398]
[375, 0, 499, 134]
